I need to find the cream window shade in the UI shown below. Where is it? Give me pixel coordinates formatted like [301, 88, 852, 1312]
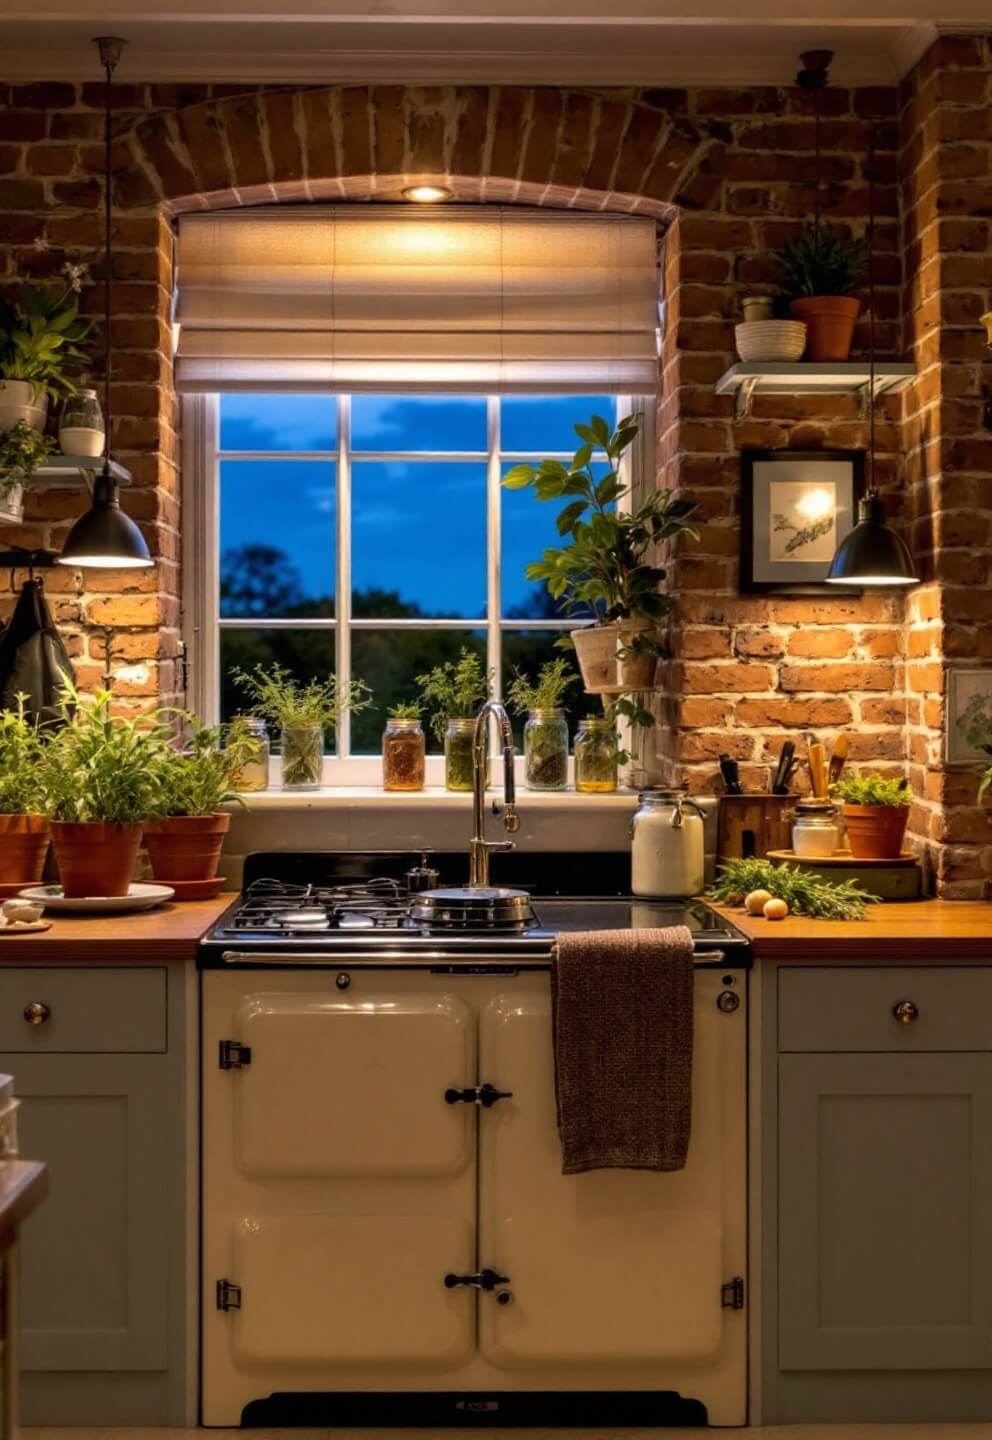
[173, 207, 660, 395]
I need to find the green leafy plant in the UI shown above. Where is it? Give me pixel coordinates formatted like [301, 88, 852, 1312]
[387, 700, 422, 721]
[957, 692, 992, 800]
[151, 720, 254, 818]
[707, 858, 877, 921]
[231, 664, 373, 786]
[0, 695, 47, 814]
[0, 282, 95, 402]
[38, 677, 167, 824]
[831, 773, 910, 807]
[505, 658, 577, 714]
[416, 647, 492, 742]
[777, 223, 869, 300]
[501, 412, 698, 628]
[0, 420, 53, 499]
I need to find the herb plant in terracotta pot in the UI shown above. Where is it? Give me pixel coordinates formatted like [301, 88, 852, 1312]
[39, 680, 165, 898]
[0, 695, 50, 889]
[831, 773, 911, 861]
[777, 223, 869, 363]
[144, 721, 252, 895]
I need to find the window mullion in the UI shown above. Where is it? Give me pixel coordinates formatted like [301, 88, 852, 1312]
[337, 393, 352, 761]
[487, 394, 502, 700]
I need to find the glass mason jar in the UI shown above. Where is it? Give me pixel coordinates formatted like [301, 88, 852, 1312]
[574, 716, 618, 794]
[444, 717, 476, 793]
[58, 387, 105, 458]
[523, 707, 569, 791]
[230, 716, 269, 793]
[382, 717, 426, 792]
[792, 801, 839, 858]
[280, 722, 323, 790]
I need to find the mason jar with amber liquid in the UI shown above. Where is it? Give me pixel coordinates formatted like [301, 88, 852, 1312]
[574, 716, 618, 794]
[382, 716, 426, 792]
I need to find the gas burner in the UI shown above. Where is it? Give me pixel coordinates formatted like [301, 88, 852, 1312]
[231, 876, 413, 934]
[409, 886, 535, 932]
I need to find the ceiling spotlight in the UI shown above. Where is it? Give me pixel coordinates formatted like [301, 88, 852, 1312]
[402, 184, 454, 203]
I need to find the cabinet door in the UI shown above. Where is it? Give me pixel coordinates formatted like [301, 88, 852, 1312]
[10, 1052, 170, 1372]
[779, 1052, 992, 1371]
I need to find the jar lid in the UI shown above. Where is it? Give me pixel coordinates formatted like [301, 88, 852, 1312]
[794, 799, 836, 816]
[75, 388, 98, 398]
[637, 785, 687, 803]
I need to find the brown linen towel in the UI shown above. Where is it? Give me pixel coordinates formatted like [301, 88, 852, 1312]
[552, 925, 694, 1175]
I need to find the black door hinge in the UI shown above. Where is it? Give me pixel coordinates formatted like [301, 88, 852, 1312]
[721, 1276, 745, 1310]
[444, 1083, 513, 1108]
[219, 1039, 251, 1069]
[216, 1279, 242, 1311]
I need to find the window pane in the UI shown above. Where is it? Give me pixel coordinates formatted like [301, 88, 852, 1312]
[351, 395, 487, 452]
[350, 629, 487, 754]
[220, 460, 335, 618]
[219, 394, 336, 452]
[502, 629, 583, 747]
[352, 462, 486, 620]
[500, 395, 618, 454]
[500, 461, 612, 620]
[220, 629, 336, 744]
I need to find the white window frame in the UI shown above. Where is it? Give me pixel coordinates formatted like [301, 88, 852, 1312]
[182, 392, 651, 786]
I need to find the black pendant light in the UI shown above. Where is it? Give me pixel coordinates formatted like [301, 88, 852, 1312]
[825, 121, 918, 588]
[58, 36, 152, 571]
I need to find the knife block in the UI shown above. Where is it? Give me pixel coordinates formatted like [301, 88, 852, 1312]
[718, 794, 796, 863]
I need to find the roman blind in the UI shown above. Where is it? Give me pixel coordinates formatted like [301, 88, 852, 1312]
[173, 206, 660, 394]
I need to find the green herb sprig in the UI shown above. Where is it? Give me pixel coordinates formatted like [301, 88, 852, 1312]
[416, 647, 492, 742]
[777, 223, 869, 300]
[151, 719, 254, 818]
[39, 677, 167, 825]
[706, 858, 877, 921]
[831, 774, 910, 807]
[387, 700, 422, 721]
[0, 695, 46, 814]
[0, 421, 53, 499]
[231, 664, 372, 732]
[506, 658, 577, 714]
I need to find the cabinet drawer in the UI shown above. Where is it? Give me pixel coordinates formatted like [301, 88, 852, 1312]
[0, 968, 166, 1053]
[779, 967, 992, 1053]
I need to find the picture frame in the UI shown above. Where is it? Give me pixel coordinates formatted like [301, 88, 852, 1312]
[946, 668, 992, 766]
[740, 449, 865, 593]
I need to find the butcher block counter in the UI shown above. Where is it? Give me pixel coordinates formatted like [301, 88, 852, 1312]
[0, 894, 235, 962]
[712, 896, 992, 960]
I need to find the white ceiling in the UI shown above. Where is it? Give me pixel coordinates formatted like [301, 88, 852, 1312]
[0, 2, 987, 85]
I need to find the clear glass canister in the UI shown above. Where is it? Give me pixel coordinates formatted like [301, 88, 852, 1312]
[792, 802, 839, 857]
[574, 716, 618, 794]
[444, 717, 476, 793]
[280, 722, 323, 790]
[58, 388, 105, 458]
[230, 716, 269, 793]
[382, 717, 426, 792]
[631, 787, 705, 898]
[523, 707, 568, 791]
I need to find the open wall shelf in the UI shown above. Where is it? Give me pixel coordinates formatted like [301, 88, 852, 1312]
[33, 454, 132, 487]
[715, 362, 915, 420]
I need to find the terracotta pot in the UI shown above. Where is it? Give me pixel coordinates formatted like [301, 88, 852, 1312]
[617, 620, 659, 690]
[143, 812, 231, 883]
[789, 296, 861, 363]
[0, 814, 49, 885]
[50, 820, 143, 899]
[572, 623, 620, 694]
[842, 804, 909, 861]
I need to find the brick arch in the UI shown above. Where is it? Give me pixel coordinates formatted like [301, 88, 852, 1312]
[114, 85, 717, 221]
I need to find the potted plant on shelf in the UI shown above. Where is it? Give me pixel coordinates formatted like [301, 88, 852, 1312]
[416, 648, 492, 793]
[502, 412, 697, 694]
[777, 223, 869, 363]
[230, 664, 372, 790]
[0, 420, 53, 525]
[0, 280, 95, 432]
[0, 695, 50, 890]
[831, 773, 911, 860]
[143, 720, 254, 897]
[506, 658, 576, 792]
[38, 679, 166, 898]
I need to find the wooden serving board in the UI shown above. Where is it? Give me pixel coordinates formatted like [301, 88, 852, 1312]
[767, 849, 917, 867]
[766, 849, 922, 900]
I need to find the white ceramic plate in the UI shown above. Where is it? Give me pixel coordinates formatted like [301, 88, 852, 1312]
[17, 884, 175, 914]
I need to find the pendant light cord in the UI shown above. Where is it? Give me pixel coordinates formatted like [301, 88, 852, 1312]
[867, 119, 877, 500]
[95, 37, 124, 486]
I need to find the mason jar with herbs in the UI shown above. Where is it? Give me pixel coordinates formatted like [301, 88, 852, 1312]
[523, 708, 569, 791]
[228, 715, 270, 793]
[574, 716, 618, 794]
[230, 662, 372, 794]
[444, 718, 477, 793]
[417, 647, 492, 795]
[281, 723, 323, 790]
[382, 706, 426, 792]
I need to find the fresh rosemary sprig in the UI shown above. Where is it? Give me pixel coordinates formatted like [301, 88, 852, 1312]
[706, 858, 878, 921]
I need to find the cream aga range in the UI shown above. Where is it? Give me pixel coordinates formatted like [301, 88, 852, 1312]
[199, 851, 749, 1427]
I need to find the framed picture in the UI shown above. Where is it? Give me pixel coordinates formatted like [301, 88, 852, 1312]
[740, 450, 865, 593]
[946, 668, 992, 765]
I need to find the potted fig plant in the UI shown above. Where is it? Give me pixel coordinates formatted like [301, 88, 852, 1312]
[416, 648, 492, 793]
[0, 695, 50, 890]
[831, 773, 911, 861]
[0, 420, 53, 525]
[230, 663, 372, 790]
[777, 223, 869, 363]
[0, 280, 95, 432]
[506, 658, 576, 791]
[38, 678, 166, 898]
[143, 720, 254, 897]
[502, 412, 698, 694]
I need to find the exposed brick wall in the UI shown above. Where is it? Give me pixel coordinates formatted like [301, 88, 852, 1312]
[0, 63, 987, 890]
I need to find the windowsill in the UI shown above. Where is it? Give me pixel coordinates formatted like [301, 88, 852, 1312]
[231, 786, 642, 810]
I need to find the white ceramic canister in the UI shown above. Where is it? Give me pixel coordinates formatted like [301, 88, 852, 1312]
[631, 786, 705, 898]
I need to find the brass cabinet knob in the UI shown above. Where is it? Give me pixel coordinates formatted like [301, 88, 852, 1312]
[893, 999, 919, 1025]
[23, 1002, 50, 1026]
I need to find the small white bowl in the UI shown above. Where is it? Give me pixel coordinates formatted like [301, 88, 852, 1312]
[3, 900, 44, 924]
[735, 319, 807, 363]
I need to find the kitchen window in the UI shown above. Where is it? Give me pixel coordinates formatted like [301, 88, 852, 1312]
[184, 390, 648, 781]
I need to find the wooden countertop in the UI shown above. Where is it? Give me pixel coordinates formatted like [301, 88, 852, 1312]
[0, 894, 236, 962]
[711, 898, 992, 961]
[0, 1160, 47, 1248]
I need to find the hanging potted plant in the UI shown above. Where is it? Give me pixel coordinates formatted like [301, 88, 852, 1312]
[38, 678, 166, 898]
[502, 412, 698, 694]
[231, 663, 372, 790]
[0, 694, 50, 891]
[0, 421, 53, 525]
[143, 719, 254, 897]
[0, 278, 95, 433]
[416, 648, 492, 793]
[777, 223, 869, 363]
[831, 773, 911, 860]
[506, 658, 576, 792]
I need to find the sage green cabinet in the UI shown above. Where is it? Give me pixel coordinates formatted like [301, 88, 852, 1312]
[0, 964, 189, 1425]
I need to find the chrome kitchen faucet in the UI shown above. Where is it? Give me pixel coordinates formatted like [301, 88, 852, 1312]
[469, 700, 520, 887]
